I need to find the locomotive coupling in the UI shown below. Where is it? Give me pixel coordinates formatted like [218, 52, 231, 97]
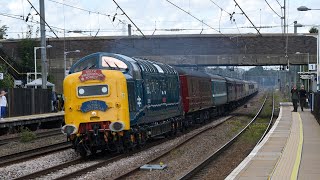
[109, 121, 125, 132]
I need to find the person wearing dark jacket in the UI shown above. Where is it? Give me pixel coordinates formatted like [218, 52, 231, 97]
[299, 85, 307, 111]
[291, 85, 299, 112]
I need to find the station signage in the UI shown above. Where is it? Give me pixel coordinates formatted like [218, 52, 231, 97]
[300, 75, 312, 79]
[309, 64, 317, 71]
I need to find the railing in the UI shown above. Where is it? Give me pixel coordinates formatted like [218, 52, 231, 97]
[0, 48, 25, 80]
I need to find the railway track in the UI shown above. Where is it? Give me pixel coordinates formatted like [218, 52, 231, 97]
[0, 128, 62, 146]
[113, 115, 233, 179]
[178, 93, 274, 179]
[7, 93, 263, 180]
[113, 93, 269, 180]
[0, 141, 71, 167]
[15, 139, 168, 179]
[15, 115, 232, 180]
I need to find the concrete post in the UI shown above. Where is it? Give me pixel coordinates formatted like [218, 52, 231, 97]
[128, 24, 132, 36]
[40, 0, 47, 89]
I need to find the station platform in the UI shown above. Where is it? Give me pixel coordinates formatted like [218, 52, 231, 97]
[0, 111, 64, 128]
[226, 103, 320, 179]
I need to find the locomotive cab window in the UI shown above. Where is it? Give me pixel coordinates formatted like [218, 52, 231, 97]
[73, 55, 98, 73]
[77, 84, 109, 97]
[101, 56, 128, 71]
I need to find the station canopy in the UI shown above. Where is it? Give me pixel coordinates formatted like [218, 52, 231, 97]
[26, 78, 55, 87]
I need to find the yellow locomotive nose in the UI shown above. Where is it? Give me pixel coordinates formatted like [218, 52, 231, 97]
[63, 69, 130, 135]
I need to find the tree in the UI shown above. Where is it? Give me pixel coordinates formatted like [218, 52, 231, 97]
[0, 25, 8, 39]
[0, 65, 14, 88]
[18, 39, 37, 73]
[309, 27, 318, 33]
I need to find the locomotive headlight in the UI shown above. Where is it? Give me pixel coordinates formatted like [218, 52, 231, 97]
[78, 88, 85, 95]
[91, 111, 97, 116]
[101, 87, 108, 93]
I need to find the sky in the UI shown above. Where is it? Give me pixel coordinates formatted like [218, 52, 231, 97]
[0, 0, 320, 39]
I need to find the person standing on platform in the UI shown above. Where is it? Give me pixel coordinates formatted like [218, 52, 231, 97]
[299, 85, 307, 111]
[0, 90, 7, 119]
[291, 85, 299, 112]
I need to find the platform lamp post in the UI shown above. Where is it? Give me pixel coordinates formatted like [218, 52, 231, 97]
[34, 45, 52, 89]
[64, 50, 80, 78]
[298, 6, 320, 91]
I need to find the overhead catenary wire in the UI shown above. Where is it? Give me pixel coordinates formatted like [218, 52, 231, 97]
[48, 0, 126, 24]
[112, 0, 146, 38]
[0, 12, 24, 21]
[26, 0, 59, 38]
[265, 0, 282, 18]
[209, 0, 232, 15]
[165, 0, 224, 35]
[233, 0, 262, 36]
[275, 0, 282, 7]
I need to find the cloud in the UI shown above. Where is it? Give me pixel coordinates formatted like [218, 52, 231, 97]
[1, 0, 320, 39]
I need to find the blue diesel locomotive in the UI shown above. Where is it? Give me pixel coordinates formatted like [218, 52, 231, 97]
[62, 52, 258, 156]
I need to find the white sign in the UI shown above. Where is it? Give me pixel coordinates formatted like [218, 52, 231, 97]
[14, 80, 23, 85]
[309, 64, 317, 71]
[300, 75, 312, 79]
[0, 73, 3, 80]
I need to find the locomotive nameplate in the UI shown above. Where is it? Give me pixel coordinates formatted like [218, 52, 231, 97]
[80, 100, 108, 112]
[79, 69, 105, 82]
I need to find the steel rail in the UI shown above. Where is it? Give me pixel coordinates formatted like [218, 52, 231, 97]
[0, 129, 62, 146]
[256, 91, 275, 145]
[49, 134, 175, 180]
[177, 95, 268, 180]
[0, 142, 71, 167]
[114, 115, 232, 180]
[54, 154, 126, 180]
[14, 158, 83, 180]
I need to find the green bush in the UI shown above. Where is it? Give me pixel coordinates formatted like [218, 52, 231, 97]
[19, 127, 36, 142]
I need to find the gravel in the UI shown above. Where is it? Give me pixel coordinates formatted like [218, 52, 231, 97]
[36, 161, 99, 180]
[0, 149, 78, 179]
[0, 129, 78, 180]
[124, 92, 265, 180]
[0, 92, 265, 180]
[77, 116, 231, 180]
[0, 134, 66, 157]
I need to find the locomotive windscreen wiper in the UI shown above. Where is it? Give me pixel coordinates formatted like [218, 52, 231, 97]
[113, 62, 120, 69]
[104, 59, 111, 67]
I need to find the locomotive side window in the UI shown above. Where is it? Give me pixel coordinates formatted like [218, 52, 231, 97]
[77, 85, 109, 97]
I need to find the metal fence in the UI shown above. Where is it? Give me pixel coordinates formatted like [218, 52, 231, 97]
[312, 92, 320, 123]
[6, 88, 52, 117]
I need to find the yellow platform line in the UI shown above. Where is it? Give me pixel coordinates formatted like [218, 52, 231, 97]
[268, 111, 293, 180]
[291, 113, 303, 180]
